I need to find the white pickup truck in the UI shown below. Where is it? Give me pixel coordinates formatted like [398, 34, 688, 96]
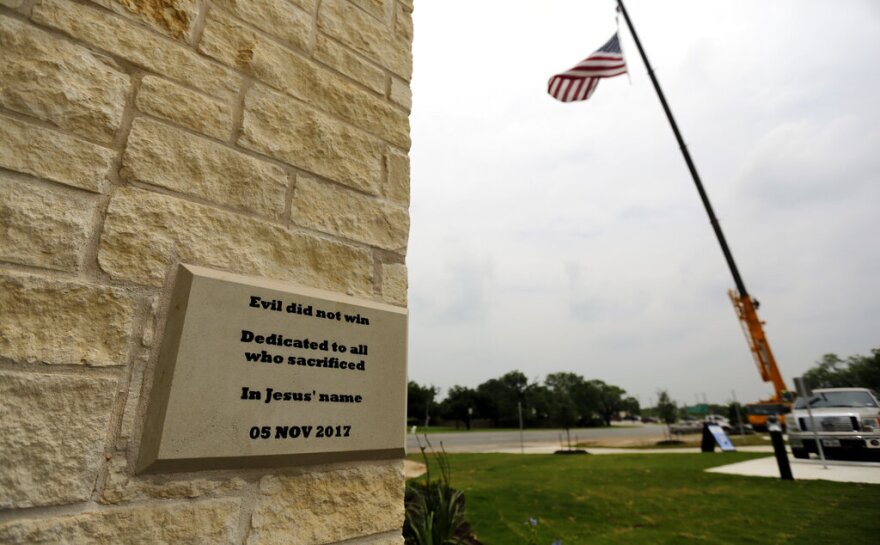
[787, 387, 880, 461]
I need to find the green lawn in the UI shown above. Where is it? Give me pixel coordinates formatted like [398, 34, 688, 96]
[578, 433, 773, 449]
[412, 452, 880, 544]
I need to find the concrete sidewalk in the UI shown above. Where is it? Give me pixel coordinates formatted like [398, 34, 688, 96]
[707, 456, 880, 484]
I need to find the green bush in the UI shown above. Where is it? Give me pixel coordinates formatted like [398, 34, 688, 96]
[404, 436, 470, 545]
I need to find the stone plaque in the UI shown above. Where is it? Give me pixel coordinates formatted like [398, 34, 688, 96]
[137, 265, 407, 473]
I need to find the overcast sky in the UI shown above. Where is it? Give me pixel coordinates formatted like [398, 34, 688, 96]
[405, 0, 880, 408]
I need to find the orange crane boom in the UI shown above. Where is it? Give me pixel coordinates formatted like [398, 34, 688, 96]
[728, 290, 789, 401]
[617, 0, 791, 430]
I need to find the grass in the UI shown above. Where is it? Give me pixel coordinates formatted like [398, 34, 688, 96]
[578, 433, 772, 449]
[412, 452, 880, 544]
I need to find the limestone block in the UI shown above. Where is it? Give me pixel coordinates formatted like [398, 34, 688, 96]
[200, 10, 409, 148]
[212, 0, 312, 53]
[33, 0, 239, 98]
[98, 187, 374, 295]
[239, 85, 384, 195]
[291, 177, 408, 251]
[288, 0, 315, 12]
[247, 460, 405, 545]
[314, 33, 386, 94]
[381, 263, 407, 307]
[354, 535, 404, 545]
[122, 118, 288, 216]
[318, 0, 412, 80]
[117, 354, 147, 448]
[0, 14, 129, 144]
[395, 2, 413, 41]
[350, 0, 390, 22]
[389, 77, 411, 111]
[0, 174, 98, 271]
[0, 371, 117, 508]
[136, 76, 232, 141]
[0, 0, 22, 8]
[100, 457, 248, 504]
[0, 114, 113, 193]
[0, 499, 241, 544]
[0, 271, 137, 366]
[384, 148, 410, 206]
[88, 0, 198, 41]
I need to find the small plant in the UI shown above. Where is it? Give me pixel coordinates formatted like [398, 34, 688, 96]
[404, 435, 471, 545]
[525, 517, 539, 545]
[524, 516, 562, 545]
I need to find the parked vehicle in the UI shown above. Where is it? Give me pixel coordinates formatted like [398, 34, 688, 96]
[787, 388, 880, 461]
[669, 419, 703, 435]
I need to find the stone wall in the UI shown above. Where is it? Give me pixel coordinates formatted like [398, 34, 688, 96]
[0, 0, 412, 543]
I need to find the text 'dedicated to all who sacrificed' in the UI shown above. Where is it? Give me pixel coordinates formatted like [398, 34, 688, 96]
[137, 265, 407, 473]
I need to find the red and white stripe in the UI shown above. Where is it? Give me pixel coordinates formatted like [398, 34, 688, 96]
[548, 36, 627, 103]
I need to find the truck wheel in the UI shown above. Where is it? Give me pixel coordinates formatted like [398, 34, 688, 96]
[791, 448, 809, 459]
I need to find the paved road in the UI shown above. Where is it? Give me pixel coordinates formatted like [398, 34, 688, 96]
[406, 424, 667, 453]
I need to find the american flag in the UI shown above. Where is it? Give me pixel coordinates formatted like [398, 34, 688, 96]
[548, 33, 627, 103]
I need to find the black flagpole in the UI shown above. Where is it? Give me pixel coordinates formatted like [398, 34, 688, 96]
[616, 0, 749, 299]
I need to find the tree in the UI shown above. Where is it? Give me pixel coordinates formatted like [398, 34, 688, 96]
[589, 380, 626, 426]
[476, 371, 533, 428]
[803, 349, 880, 392]
[656, 390, 678, 429]
[621, 396, 641, 418]
[407, 381, 439, 427]
[849, 349, 880, 391]
[440, 385, 478, 430]
[545, 372, 589, 448]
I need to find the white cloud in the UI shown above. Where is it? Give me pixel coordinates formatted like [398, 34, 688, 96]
[407, 0, 880, 406]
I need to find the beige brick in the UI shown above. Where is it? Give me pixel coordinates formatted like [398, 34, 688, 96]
[289, 0, 315, 11]
[0, 174, 99, 271]
[98, 187, 374, 295]
[239, 84, 384, 195]
[0, 0, 22, 8]
[314, 34, 386, 94]
[0, 271, 138, 365]
[381, 263, 407, 306]
[389, 76, 411, 111]
[385, 148, 410, 205]
[0, 499, 241, 544]
[0, 114, 113, 192]
[0, 15, 129, 144]
[136, 76, 233, 141]
[395, 1, 413, 41]
[88, 0, 198, 41]
[33, 0, 239, 98]
[198, 9, 313, 96]
[200, 9, 409, 148]
[100, 456, 248, 504]
[292, 177, 408, 251]
[213, 0, 312, 52]
[350, 0, 390, 22]
[0, 371, 117, 508]
[318, 0, 412, 80]
[359, 535, 404, 545]
[122, 118, 288, 216]
[247, 461, 405, 545]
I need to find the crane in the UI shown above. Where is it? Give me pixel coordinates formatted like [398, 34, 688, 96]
[729, 291, 792, 430]
[617, 0, 792, 430]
